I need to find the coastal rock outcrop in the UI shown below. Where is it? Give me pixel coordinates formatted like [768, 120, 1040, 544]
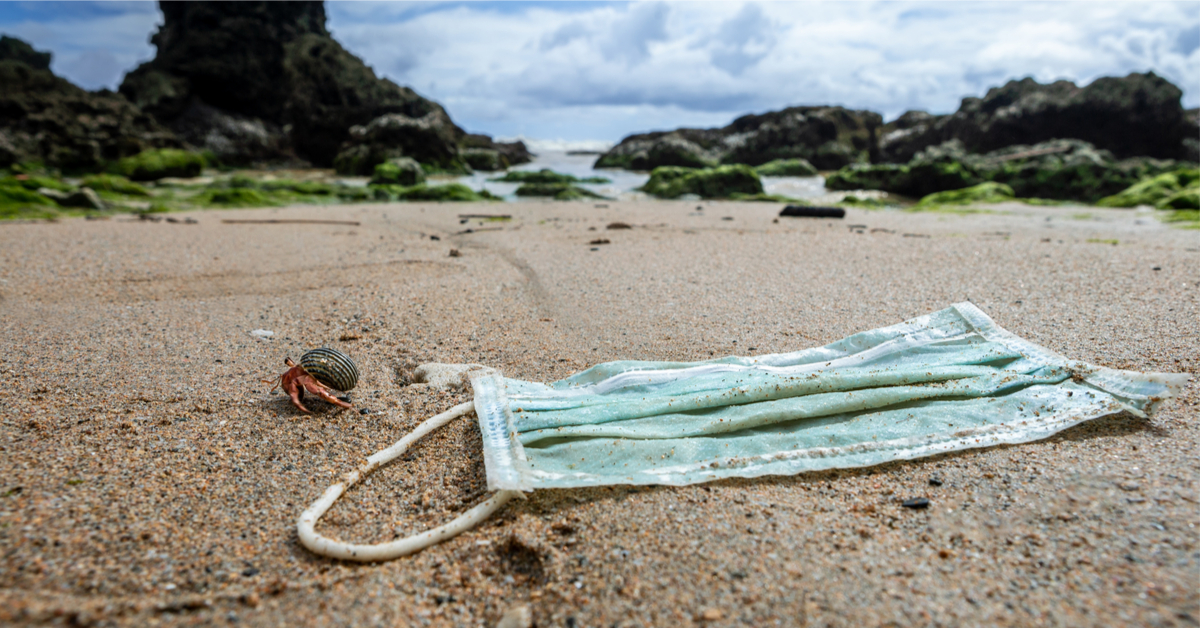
[878, 73, 1193, 163]
[829, 138, 1182, 202]
[0, 37, 180, 170]
[596, 106, 881, 172]
[120, 1, 529, 170]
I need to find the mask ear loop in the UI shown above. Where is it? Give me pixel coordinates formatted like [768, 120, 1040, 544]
[297, 401, 522, 562]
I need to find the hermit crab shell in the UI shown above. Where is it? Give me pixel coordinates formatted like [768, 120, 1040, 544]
[300, 348, 359, 392]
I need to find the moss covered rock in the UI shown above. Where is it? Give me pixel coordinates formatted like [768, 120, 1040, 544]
[828, 139, 1183, 203]
[369, 183, 492, 202]
[914, 182, 1014, 208]
[491, 169, 610, 184]
[641, 165, 763, 199]
[370, 157, 425, 186]
[1096, 169, 1199, 209]
[754, 158, 818, 177]
[196, 187, 275, 207]
[333, 110, 467, 176]
[461, 148, 503, 172]
[1, 174, 72, 192]
[514, 183, 606, 200]
[81, 174, 150, 196]
[115, 149, 205, 181]
[0, 183, 56, 218]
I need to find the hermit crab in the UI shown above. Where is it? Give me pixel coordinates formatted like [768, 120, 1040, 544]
[267, 348, 359, 413]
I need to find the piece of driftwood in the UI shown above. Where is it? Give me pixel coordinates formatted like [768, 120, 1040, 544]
[779, 205, 845, 219]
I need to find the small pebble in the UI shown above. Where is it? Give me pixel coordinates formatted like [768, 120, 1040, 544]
[430, 235, 440, 241]
[929, 477, 943, 486]
[359, 408, 370, 415]
[496, 604, 532, 628]
[1152, 266, 1161, 270]
[901, 498, 930, 509]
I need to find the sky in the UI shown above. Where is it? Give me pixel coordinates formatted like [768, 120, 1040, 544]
[1, 1, 1197, 146]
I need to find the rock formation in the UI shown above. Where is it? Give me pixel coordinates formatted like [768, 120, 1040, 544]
[596, 106, 881, 171]
[119, 1, 529, 170]
[0, 37, 180, 170]
[827, 138, 1181, 202]
[878, 73, 1193, 163]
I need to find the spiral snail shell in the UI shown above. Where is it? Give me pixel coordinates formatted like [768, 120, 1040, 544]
[299, 348, 359, 392]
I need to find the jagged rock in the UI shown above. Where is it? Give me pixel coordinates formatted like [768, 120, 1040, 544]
[596, 106, 880, 172]
[370, 157, 425, 186]
[878, 73, 1192, 163]
[0, 35, 51, 70]
[0, 38, 181, 170]
[461, 134, 534, 170]
[120, 2, 526, 170]
[1185, 108, 1199, 163]
[167, 100, 289, 166]
[334, 110, 466, 175]
[38, 186, 105, 210]
[460, 148, 503, 172]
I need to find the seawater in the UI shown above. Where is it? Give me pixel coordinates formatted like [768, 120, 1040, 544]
[453, 149, 830, 202]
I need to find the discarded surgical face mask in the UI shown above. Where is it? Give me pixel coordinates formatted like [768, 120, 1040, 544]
[298, 302, 1185, 562]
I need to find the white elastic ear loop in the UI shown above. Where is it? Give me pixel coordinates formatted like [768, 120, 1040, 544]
[297, 401, 522, 562]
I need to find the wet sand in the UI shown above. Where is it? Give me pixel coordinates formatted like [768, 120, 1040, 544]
[0, 200, 1196, 627]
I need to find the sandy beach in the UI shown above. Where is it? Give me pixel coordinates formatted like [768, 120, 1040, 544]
[0, 200, 1196, 627]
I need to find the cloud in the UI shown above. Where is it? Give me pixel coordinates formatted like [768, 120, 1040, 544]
[1, 1, 1196, 143]
[705, 3, 778, 76]
[598, 2, 670, 65]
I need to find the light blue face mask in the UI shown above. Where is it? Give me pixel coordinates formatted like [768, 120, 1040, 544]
[297, 303, 1185, 562]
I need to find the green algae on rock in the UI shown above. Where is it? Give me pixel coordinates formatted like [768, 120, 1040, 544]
[754, 158, 819, 177]
[1096, 169, 1199, 209]
[827, 139, 1185, 203]
[114, 149, 205, 181]
[641, 165, 764, 199]
[514, 183, 607, 200]
[491, 169, 610, 185]
[80, 174, 150, 197]
[1, 174, 73, 193]
[0, 183, 57, 218]
[914, 182, 1015, 209]
[370, 157, 425, 186]
[369, 182, 497, 202]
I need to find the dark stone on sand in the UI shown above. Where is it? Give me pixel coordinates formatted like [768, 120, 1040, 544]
[901, 498, 930, 509]
[779, 205, 845, 219]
